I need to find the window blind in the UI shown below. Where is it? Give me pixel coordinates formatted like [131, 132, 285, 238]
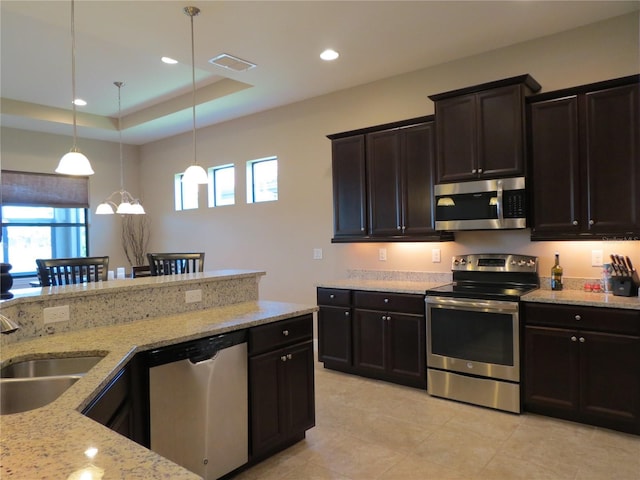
[1, 170, 89, 208]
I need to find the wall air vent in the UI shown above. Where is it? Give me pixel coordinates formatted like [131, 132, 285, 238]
[208, 53, 256, 72]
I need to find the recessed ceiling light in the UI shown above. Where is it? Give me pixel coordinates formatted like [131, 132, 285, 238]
[320, 49, 339, 61]
[161, 56, 178, 64]
[73, 98, 86, 106]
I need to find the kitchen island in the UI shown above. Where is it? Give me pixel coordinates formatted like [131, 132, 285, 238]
[0, 271, 317, 479]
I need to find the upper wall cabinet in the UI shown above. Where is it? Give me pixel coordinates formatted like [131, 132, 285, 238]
[328, 117, 453, 243]
[528, 75, 640, 241]
[429, 75, 541, 184]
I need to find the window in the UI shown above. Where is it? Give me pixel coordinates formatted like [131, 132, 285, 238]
[208, 164, 235, 207]
[1, 207, 88, 276]
[174, 173, 199, 210]
[246, 157, 278, 203]
[1, 170, 89, 277]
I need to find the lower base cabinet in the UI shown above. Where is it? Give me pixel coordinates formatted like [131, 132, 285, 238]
[318, 288, 426, 389]
[524, 303, 640, 435]
[249, 315, 316, 459]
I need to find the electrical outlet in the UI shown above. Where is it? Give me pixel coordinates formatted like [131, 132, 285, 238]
[185, 289, 202, 303]
[44, 305, 70, 324]
[432, 248, 441, 263]
[379, 248, 387, 261]
[313, 248, 323, 260]
[591, 249, 603, 267]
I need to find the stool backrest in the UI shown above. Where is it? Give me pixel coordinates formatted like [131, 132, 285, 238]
[36, 256, 109, 286]
[147, 252, 205, 276]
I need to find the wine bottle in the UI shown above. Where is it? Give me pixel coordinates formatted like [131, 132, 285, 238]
[551, 252, 563, 291]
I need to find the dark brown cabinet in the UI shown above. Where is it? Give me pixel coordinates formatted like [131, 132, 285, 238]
[328, 116, 452, 242]
[330, 135, 367, 238]
[82, 355, 147, 446]
[249, 315, 315, 459]
[524, 302, 640, 435]
[528, 75, 640, 240]
[317, 288, 352, 367]
[317, 287, 426, 389]
[366, 122, 439, 238]
[429, 75, 541, 183]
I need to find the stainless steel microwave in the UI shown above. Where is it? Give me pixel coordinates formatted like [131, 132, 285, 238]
[434, 177, 527, 231]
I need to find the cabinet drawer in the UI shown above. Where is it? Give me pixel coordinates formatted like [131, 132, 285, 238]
[353, 291, 424, 315]
[317, 288, 351, 307]
[524, 303, 640, 335]
[249, 314, 313, 355]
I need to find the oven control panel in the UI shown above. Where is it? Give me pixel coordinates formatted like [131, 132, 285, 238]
[452, 254, 538, 273]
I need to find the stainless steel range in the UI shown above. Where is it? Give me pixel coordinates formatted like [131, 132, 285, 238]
[425, 253, 539, 413]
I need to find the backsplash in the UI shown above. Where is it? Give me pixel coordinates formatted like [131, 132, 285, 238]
[347, 269, 451, 283]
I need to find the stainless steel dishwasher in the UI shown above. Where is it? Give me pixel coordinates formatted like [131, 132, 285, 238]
[147, 330, 248, 480]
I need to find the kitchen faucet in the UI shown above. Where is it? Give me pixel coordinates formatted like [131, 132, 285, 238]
[0, 313, 20, 334]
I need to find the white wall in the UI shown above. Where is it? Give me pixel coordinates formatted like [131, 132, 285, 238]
[0, 128, 141, 271]
[140, 13, 639, 305]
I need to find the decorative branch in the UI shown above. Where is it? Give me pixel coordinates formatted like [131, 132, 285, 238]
[121, 215, 150, 267]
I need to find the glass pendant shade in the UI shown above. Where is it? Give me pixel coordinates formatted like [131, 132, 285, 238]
[56, 150, 94, 175]
[96, 202, 115, 215]
[182, 164, 209, 184]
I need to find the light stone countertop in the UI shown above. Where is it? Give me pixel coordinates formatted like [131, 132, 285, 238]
[317, 279, 446, 295]
[0, 300, 318, 480]
[522, 288, 640, 310]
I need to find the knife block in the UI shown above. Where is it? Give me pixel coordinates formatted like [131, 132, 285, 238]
[611, 273, 640, 297]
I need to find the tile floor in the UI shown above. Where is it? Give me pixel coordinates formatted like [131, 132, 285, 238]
[237, 361, 640, 480]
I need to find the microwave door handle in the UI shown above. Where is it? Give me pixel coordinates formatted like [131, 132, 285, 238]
[496, 181, 503, 223]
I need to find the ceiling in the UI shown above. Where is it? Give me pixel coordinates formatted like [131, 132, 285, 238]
[1, 1, 638, 145]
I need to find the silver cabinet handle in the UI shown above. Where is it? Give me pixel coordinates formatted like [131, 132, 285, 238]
[572, 220, 578, 226]
[282, 330, 289, 336]
[381, 315, 387, 320]
[287, 354, 292, 360]
[571, 336, 577, 342]
[575, 315, 581, 321]
[384, 298, 389, 304]
[330, 294, 335, 299]
[345, 311, 350, 317]
[281, 355, 287, 362]
[478, 168, 483, 173]
[579, 337, 585, 343]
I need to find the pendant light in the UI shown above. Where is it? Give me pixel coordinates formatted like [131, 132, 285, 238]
[96, 82, 145, 215]
[56, 0, 94, 176]
[181, 6, 209, 185]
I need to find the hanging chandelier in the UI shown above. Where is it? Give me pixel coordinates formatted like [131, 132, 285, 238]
[55, 0, 94, 176]
[96, 82, 145, 215]
[181, 6, 209, 185]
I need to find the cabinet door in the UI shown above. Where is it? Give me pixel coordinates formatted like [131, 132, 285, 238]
[250, 349, 286, 456]
[402, 122, 437, 236]
[367, 129, 402, 236]
[353, 309, 386, 373]
[332, 135, 367, 238]
[584, 83, 640, 235]
[317, 305, 352, 366]
[387, 312, 426, 388]
[579, 331, 640, 432]
[529, 96, 582, 237]
[283, 341, 316, 436]
[524, 326, 580, 416]
[435, 94, 477, 183]
[476, 85, 525, 178]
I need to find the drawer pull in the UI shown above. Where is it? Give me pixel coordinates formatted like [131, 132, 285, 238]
[287, 354, 292, 360]
[281, 355, 287, 362]
[571, 336, 577, 342]
[345, 311, 350, 317]
[282, 330, 289, 336]
[330, 294, 335, 299]
[579, 337, 585, 343]
[384, 298, 389, 304]
[574, 315, 581, 321]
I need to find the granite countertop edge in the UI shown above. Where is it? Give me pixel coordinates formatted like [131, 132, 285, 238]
[0, 299, 317, 480]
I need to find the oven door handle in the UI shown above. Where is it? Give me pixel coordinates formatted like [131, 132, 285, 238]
[496, 179, 503, 224]
[426, 296, 519, 313]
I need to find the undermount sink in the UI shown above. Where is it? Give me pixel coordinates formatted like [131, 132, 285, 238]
[0, 355, 103, 378]
[0, 355, 104, 415]
[1, 376, 81, 415]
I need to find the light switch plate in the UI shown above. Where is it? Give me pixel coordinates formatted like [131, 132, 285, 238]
[432, 248, 441, 263]
[591, 250, 603, 267]
[313, 248, 323, 260]
[379, 248, 387, 261]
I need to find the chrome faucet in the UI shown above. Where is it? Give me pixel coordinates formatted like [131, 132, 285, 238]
[0, 313, 20, 334]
